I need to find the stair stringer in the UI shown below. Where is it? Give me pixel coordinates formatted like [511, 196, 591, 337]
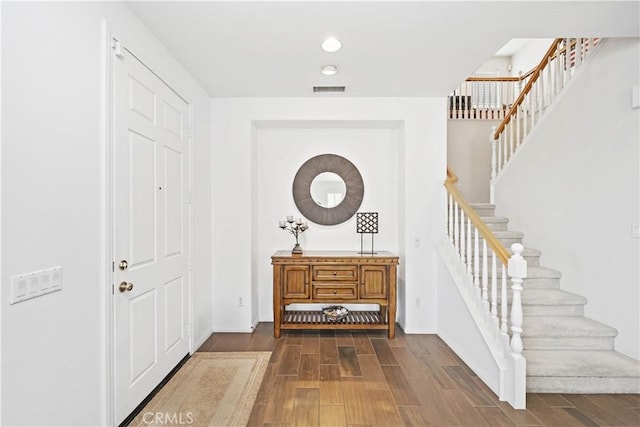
[436, 236, 526, 409]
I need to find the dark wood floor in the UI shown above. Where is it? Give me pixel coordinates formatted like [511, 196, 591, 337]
[198, 323, 640, 426]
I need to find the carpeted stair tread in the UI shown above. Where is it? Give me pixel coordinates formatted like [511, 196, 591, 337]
[498, 289, 587, 305]
[523, 316, 618, 338]
[454, 202, 638, 393]
[479, 216, 509, 231]
[521, 289, 587, 306]
[469, 203, 496, 217]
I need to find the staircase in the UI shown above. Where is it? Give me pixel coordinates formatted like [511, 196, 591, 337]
[471, 202, 640, 393]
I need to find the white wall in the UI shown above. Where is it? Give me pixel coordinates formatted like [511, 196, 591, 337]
[1, 2, 211, 425]
[510, 39, 555, 77]
[474, 56, 512, 77]
[495, 38, 640, 359]
[447, 119, 498, 203]
[211, 98, 446, 334]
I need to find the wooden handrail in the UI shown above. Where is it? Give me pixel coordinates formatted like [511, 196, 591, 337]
[445, 171, 511, 265]
[493, 38, 564, 139]
[446, 167, 459, 183]
[463, 65, 535, 85]
[465, 76, 521, 83]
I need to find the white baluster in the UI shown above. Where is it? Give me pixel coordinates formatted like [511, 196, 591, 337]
[460, 209, 466, 265]
[473, 228, 481, 299]
[448, 194, 453, 244]
[540, 73, 545, 114]
[575, 37, 583, 68]
[453, 200, 459, 254]
[516, 105, 521, 149]
[553, 53, 562, 99]
[500, 264, 508, 333]
[482, 239, 489, 311]
[508, 121, 514, 158]
[523, 95, 528, 141]
[491, 250, 498, 327]
[539, 66, 545, 113]
[564, 38, 571, 83]
[497, 135, 503, 174]
[531, 83, 537, 128]
[502, 132, 507, 172]
[508, 243, 527, 354]
[510, 119, 516, 152]
[466, 217, 473, 278]
[490, 126, 497, 180]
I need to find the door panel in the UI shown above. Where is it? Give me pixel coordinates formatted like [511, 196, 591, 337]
[360, 266, 387, 299]
[113, 44, 190, 425]
[129, 131, 156, 266]
[282, 266, 310, 299]
[164, 277, 184, 352]
[164, 146, 183, 258]
[129, 289, 157, 383]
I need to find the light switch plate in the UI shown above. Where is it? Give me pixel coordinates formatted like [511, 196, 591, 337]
[10, 266, 62, 304]
[632, 224, 640, 239]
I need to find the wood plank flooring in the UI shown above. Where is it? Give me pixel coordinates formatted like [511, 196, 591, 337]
[197, 323, 640, 426]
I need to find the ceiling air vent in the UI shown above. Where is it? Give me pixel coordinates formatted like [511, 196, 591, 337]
[313, 86, 346, 93]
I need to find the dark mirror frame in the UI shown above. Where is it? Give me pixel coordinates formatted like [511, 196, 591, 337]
[292, 154, 364, 226]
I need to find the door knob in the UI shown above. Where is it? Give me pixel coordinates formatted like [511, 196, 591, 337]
[118, 260, 128, 271]
[119, 281, 134, 292]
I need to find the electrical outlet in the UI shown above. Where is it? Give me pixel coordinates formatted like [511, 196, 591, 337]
[238, 297, 244, 307]
[415, 298, 421, 308]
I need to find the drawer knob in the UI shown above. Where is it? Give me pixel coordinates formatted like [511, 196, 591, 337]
[333, 290, 337, 294]
[333, 271, 337, 275]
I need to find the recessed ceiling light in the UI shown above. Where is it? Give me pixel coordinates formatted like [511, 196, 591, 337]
[321, 65, 338, 76]
[321, 37, 342, 53]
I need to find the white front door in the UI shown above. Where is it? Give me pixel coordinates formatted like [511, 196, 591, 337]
[112, 41, 191, 425]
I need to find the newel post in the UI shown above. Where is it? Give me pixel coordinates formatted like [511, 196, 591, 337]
[508, 243, 527, 354]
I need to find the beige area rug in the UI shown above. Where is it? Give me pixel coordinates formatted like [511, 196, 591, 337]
[130, 352, 271, 427]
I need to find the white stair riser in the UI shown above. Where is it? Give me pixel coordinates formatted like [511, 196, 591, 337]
[455, 219, 508, 232]
[470, 206, 496, 217]
[523, 277, 561, 289]
[523, 305, 584, 316]
[485, 222, 509, 232]
[463, 253, 542, 269]
[494, 298, 585, 316]
[523, 336, 615, 351]
[527, 377, 640, 393]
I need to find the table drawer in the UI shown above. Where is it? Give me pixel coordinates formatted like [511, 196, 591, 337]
[312, 284, 358, 299]
[312, 265, 358, 281]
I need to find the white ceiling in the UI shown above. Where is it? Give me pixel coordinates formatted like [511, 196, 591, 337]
[126, 1, 640, 98]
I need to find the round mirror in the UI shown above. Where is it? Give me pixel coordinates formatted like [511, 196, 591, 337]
[310, 172, 346, 208]
[292, 154, 364, 226]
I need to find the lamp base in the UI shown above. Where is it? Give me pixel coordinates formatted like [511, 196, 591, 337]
[291, 243, 303, 254]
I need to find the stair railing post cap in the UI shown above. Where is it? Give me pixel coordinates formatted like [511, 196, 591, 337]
[508, 243, 527, 278]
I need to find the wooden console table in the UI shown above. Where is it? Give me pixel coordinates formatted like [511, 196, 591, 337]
[271, 250, 399, 338]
